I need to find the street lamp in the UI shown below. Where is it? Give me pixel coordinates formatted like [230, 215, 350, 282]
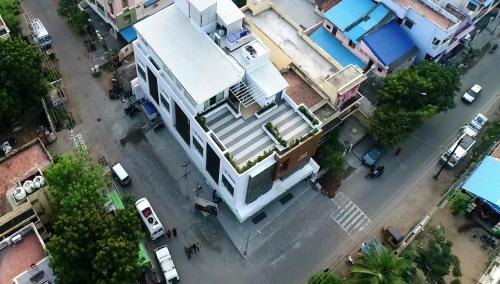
[434, 136, 464, 180]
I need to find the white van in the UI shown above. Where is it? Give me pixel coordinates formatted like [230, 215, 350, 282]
[111, 162, 131, 186]
[155, 245, 180, 283]
[135, 198, 164, 240]
[30, 18, 51, 49]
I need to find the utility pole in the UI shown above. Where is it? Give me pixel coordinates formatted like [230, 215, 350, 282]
[434, 136, 464, 180]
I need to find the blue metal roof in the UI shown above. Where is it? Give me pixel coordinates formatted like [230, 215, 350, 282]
[310, 27, 365, 68]
[362, 21, 416, 66]
[344, 5, 389, 43]
[144, 0, 159, 8]
[463, 156, 500, 206]
[119, 25, 137, 43]
[324, 0, 376, 32]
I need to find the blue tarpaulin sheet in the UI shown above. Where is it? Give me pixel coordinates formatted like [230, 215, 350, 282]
[310, 27, 365, 68]
[463, 156, 500, 207]
[144, 0, 159, 8]
[362, 21, 416, 66]
[324, 0, 376, 32]
[119, 25, 137, 43]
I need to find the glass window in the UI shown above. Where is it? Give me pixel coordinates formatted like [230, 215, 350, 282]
[160, 92, 170, 113]
[432, 38, 441, 46]
[137, 65, 146, 81]
[403, 18, 414, 29]
[222, 174, 234, 195]
[193, 137, 204, 156]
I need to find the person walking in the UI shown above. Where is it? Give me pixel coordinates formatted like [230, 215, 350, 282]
[166, 229, 171, 239]
[395, 148, 402, 156]
[191, 244, 197, 254]
[195, 242, 201, 253]
[172, 227, 177, 237]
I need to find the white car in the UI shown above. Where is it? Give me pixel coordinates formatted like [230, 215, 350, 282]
[462, 84, 482, 103]
[155, 245, 179, 283]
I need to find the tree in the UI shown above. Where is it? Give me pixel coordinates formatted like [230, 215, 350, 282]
[350, 246, 409, 284]
[414, 227, 461, 283]
[308, 271, 345, 284]
[448, 191, 473, 215]
[58, 0, 87, 34]
[317, 131, 345, 178]
[44, 151, 106, 213]
[370, 61, 461, 147]
[44, 151, 145, 283]
[0, 0, 21, 35]
[0, 38, 48, 131]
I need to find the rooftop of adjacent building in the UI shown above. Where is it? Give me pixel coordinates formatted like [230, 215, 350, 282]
[326, 64, 367, 95]
[0, 139, 52, 216]
[394, 0, 457, 30]
[361, 20, 417, 66]
[0, 224, 53, 284]
[282, 70, 324, 109]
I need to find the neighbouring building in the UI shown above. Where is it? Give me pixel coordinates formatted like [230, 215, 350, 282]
[479, 255, 500, 284]
[376, 0, 463, 61]
[312, 0, 419, 76]
[0, 15, 10, 40]
[313, 0, 341, 15]
[0, 139, 54, 240]
[0, 223, 55, 284]
[84, 0, 171, 43]
[131, 0, 321, 222]
[435, 0, 498, 23]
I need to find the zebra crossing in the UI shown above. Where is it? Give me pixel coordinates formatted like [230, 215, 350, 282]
[330, 192, 371, 236]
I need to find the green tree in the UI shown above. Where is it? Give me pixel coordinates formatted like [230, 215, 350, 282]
[414, 227, 461, 283]
[448, 191, 473, 215]
[0, 0, 21, 35]
[44, 151, 106, 212]
[370, 61, 460, 147]
[0, 38, 48, 131]
[350, 246, 409, 284]
[58, 0, 87, 34]
[317, 132, 345, 177]
[308, 271, 345, 284]
[45, 151, 145, 284]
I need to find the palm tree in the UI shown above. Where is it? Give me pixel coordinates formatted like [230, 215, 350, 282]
[350, 245, 408, 284]
[308, 271, 345, 284]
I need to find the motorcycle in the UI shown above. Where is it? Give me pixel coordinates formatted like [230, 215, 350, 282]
[365, 166, 385, 178]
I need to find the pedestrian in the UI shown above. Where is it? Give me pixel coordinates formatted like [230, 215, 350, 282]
[195, 242, 201, 253]
[166, 229, 171, 239]
[172, 227, 177, 237]
[191, 244, 197, 254]
[395, 147, 402, 156]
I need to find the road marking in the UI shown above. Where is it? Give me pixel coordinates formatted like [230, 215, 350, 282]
[330, 193, 371, 237]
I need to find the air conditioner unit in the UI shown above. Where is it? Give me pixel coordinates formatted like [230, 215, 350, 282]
[11, 234, 22, 244]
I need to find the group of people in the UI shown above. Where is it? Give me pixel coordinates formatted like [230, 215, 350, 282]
[184, 242, 201, 260]
[165, 228, 177, 239]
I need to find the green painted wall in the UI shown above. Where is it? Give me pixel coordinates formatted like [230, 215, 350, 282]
[116, 8, 137, 30]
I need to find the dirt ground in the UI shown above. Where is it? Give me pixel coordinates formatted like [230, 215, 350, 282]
[429, 208, 495, 284]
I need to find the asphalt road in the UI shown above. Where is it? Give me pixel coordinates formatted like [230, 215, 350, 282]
[23, 0, 500, 283]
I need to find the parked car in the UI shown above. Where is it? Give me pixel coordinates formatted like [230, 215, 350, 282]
[362, 147, 383, 167]
[135, 198, 165, 240]
[462, 84, 482, 103]
[111, 162, 131, 186]
[382, 226, 404, 248]
[155, 245, 180, 283]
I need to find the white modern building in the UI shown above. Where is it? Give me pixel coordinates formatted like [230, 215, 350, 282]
[376, 0, 462, 60]
[131, 0, 321, 222]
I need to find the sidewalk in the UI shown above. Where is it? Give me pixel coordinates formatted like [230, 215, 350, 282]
[471, 14, 500, 50]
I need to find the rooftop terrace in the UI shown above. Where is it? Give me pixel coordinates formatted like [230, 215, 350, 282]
[0, 226, 52, 284]
[395, 0, 457, 30]
[205, 102, 313, 168]
[282, 70, 324, 109]
[0, 140, 52, 216]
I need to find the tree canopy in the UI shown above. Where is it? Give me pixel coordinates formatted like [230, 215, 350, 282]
[369, 61, 461, 147]
[413, 227, 461, 283]
[308, 271, 345, 284]
[350, 246, 409, 284]
[0, 0, 21, 35]
[44, 151, 145, 284]
[0, 38, 48, 131]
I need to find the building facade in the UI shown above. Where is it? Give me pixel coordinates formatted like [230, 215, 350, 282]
[84, 0, 171, 39]
[131, 0, 321, 222]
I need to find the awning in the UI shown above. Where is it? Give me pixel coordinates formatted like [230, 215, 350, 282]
[143, 0, 159, 8]
[463, 156, 500, 206]
[119, 25, 137, 43]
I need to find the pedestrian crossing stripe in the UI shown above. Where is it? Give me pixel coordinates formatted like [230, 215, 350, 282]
[330, 193, 371, 236]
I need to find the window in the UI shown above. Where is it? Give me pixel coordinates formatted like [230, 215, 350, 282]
[396, 18, 403, 25]
[348, 40, 355, 48]
[466, 1, 477, 11]
[123, 15, 131, 25]
[222, 175, 234, 195]
[193, 136, 204, 156]
[137, 65, 146, 81]
[325, 23, 332, 30]
[96, 2, 105, 13]
[122, 0, 128, 7]
[160, 92, 170, 113]
[377, 66, 384, 73]
[149, 56, 160, 70]
[403, 18, 414, 29]
[432, 37, 441, 46]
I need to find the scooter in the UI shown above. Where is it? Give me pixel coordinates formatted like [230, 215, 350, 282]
[365, 166, 385, 178]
